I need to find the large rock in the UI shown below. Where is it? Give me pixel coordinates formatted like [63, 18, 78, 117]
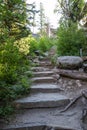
[57, 56, 83, 69]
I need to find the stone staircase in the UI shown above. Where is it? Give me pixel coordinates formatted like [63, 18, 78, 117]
[0, 57, 82, 130]
[14, 57, 69, 109]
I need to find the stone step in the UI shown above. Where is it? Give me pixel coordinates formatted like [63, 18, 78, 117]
[1, 107, 81, 130]
[31, 67, 50, 72]
[38, 62, 52, 66]
[33, 71, 54, 77]
[36, 61, 53, 69]
[37, 64, 54, 69]
[14, 93, 70, 109]
[39, 57, 50, 62]
[31, 84, 63, 93]
[31, 77, 55, 84]
[38, 61, 51, 65]
[1, 124, 77, 130]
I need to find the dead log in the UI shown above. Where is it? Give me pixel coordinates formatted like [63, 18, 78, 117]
[57, 69, 87, 81]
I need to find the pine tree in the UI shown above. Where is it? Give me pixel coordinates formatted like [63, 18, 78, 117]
[0, 0, 30, 42]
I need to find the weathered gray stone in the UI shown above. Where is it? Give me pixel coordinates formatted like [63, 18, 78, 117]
[38, 62, 53, 68]
[31, 84, 63, 93]
[76, 80, 82, 87]
[1, 108, 82, 130]
[14, 93, 70, 109]
[57, 56, 83, 69]
[32, 77, 55, 84]
[1, 124, 45, 130]
[38, 61, 51, 66]
[33, 71, 54, 77]
[31, 67, 50, 72]
[0, 124, 78, 130]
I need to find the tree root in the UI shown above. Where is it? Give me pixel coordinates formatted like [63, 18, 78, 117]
[60, 94, 82, 113]
[60, 89, 87, 113]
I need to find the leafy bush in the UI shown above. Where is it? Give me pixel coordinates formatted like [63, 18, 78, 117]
[38, 36, 48, 52]
[29, 35, 56, 56]
[14, 36, 30, 55]
[0, 105, 14, 118]
[57, 22, 86, 56]
[0, 37, 31, 118]
[0, 39, 20, 83]
[38, 36, 56, 53]
[29, 35, 39, 56]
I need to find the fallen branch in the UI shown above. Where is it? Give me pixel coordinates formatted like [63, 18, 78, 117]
[57, 69, 87, 81]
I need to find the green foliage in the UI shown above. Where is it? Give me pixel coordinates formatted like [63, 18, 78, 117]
[14, 36, 30, 55]
[0, 0, 32, 119]
[0, 37, 31, 118]
[29, 35, 39, 55]
[38, 36, 54, 53]
[57, 22, 86, 56]
[0, 0, 30, 42]
[38, 36, 48, 52]
[0, 39, 20, 83]
[29, 35, 56, 56]
[55, 0, 86, 24]
[0, 78, 30, 118]
[0, 105, 14, 118]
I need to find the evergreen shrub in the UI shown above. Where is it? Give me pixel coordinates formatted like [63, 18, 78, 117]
[57, 23, 86, 56]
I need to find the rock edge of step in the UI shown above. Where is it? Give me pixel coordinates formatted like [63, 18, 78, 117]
[14, 93, 70, 109]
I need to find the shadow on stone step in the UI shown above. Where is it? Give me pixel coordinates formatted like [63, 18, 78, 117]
[0, 125, 76, 130]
